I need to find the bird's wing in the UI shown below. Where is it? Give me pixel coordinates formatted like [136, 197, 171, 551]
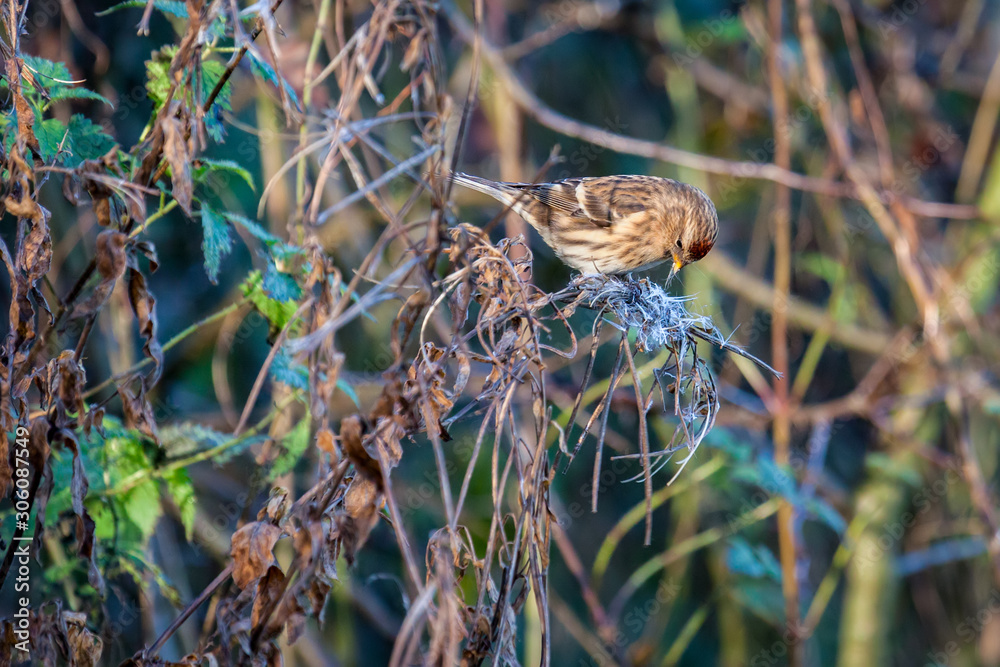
[515, 177, 648, 229]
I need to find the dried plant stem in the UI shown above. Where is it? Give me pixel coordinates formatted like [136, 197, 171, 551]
[144, 563, 234, 659]
[769, 2, 802, 663]
[955, 49, 1000, 202]
[622, 334, 654, 546]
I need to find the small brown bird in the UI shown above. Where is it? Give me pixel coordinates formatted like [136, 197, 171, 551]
[449, 173, 718, 276]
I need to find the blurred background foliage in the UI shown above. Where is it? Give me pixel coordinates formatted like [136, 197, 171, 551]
[3, 0, 1000, 665]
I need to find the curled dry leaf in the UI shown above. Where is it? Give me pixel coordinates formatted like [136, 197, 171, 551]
[74, 230, 127, 317]
[230, 521, 283, 589]
[64, 611, 104, 667]
[118, 384, 161, 445]
[250, 564, 287, 631]
[340, 476, 381, 565]
[316, 427, 337, 459]
[162, 113, 194, 215]
[126, 268, 164, 385]
[340, 415, 382, 484]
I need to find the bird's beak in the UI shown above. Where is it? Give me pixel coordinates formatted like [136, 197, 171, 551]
[668, 253, 684, 281]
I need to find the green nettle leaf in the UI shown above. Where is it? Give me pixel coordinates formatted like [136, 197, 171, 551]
[48, 87, 113, 106]
[145, 53, 172, 109]
[34, 117, 69, 162]
[247, 50, 302, 111]
[263, 257, 302, 302]
[200, 206, 233, 284]
[200, 58, 232, 141]
[18, 55, 112, 108]
[271, 415, 311, 478]
[66, 114, 116, 165]
[194, 157, 256, 192]
[146, 48, 231, 141]
[122, 480, 163, 541]
[271, 347, 309, 390]
[223, 212, 282, 246]
[96, 0, 189, 19]
[164, 469, 197, 541]
[242, 270, 299, 330]
[29, 113, 115, 165]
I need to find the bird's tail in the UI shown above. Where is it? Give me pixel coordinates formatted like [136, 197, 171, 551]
[445, 172, 520, 208]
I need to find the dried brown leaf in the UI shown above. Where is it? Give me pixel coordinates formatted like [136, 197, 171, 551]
[162, 114, 193, 215]
[230, 521, 283, 589]
[126, 268, 164, 384]
[341, 415, 382, 484]
[64, 611, 103, 667]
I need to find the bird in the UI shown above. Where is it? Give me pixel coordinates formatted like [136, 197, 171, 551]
[447, 172, 719, 277]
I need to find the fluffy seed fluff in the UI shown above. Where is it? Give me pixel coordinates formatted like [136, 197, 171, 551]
[557, 274, 779, 482]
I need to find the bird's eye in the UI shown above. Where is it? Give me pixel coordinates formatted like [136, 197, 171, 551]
[675, 239, 683, 248]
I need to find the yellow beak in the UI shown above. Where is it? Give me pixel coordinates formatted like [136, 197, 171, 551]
[668, 254, 684, 282]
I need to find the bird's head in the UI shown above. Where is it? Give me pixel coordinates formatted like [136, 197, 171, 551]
[669, 186, 719, 279]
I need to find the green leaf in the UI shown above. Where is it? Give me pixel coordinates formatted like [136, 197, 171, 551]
[200, 206, 233, 284]
[145, 51, 172, 109]
[194, 158, 256, 192]
[48, 87, 113, 107]
[263, 258, 302, 302]
[19, 55, 111, 108]
[65, 114, 116, 165]
[97, 0, 188, 19]
[30, 113, 115, 166]
[124, 479, 164, 539]
[337, 379, 361, 409]
[271, 347, 309, 390]
[223, 212, 282, 245]
[34, 117, 68, 162]
[247, 50, 302, 112]
[146, 47, 232, 141]
[271, 416, 310, 478]
[200, 58, 232, 141]
[241, 270, 299, 330]
[164, 468, 196, 541]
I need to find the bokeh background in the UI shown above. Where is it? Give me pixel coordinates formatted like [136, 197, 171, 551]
[3, 0, 1000, 665]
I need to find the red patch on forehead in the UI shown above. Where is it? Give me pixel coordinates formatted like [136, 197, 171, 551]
[687, 237, 715, 261]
